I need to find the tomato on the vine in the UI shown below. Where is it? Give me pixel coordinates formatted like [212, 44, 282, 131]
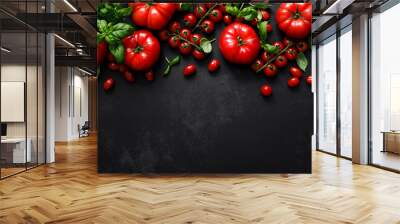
[190, 33, 202, 45]
[264, 64, 278, 77]
[179, 42, 193, 55]
[169, 21, 181, 33]
[219, 5, 226, 13]
[260, 84, 273, 96]
[145, 70, 155, 81]
[289, 66, 302, 78]
[208, 59, 221, 72]
[183, 64, 197, 76]
[223, 14, 232, 25]
[192, 49, 206, 60]
[103, 77, 115, 91]
[250, 19, 259, 27]
[275, 3, 312, 39]
[274, 55, 288, 68]
[285, 47, 298, 60]
[200, 20, 215, 34]
[168, 36, 181, 48]
[219, 22, 260, 65]
[194, 5, 207, 18]
[267, 23, 273, 32]
[129, 3, 177, 30]
[180, 28, 191, 39]
[261, 51, 272, 63]
[158, 29, 169, 41]
[209, 8, 223, 23]
[306, 75, 312, 85]
[288, 77, 300, 88]
[251, 59, 264, 72]
[108, 62, 120, 71]
[283, 37, 294, 47]
[183, 13, 197, 28]
[296, 41, 309, 52]
[260, 10, 270, 20]
[273, 41, 284, 51]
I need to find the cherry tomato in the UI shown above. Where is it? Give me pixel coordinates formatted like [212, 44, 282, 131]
[296, 41, 309, 52]
[183, 13, 197, 28]
[260, 84, 272, 96]
[251, 18, 258, 26]
[192, 49, 206, 60]
[273, 41, 284, 51]
[107, 53, 115, 62]
[261, 51, 271, 63]
[288, 77, 300, 88]
[190, 33, 202, 45]
[285, 47, 298, 61]
[251, 59, 264, 72]
[179, 42, 193, 55]
[264, 64, 278, 77]
[183, 64, 197, 76]
[194, 5, 207, 18]
[168, 36, 181, 48]
[219, 5, 226, 13]
[223, 14, 232, 25]
[306, 75, 312, 85]
[289, 66, 302, 78]
[123, 71, 135, 83]
[204, 3, 214, 9]
[119, 64, 128, 73]
[158, 29, 169, 41]
[208, 59, 221, 72]
[145, 70, 155, 81]
[274, 55, 288, 68]
[180, 28, 191, 39]
[200, 20, 215, 34]
[103, 77, 115, 91]
[283, 37, 294, 47]
[260, 10, 270, 20]
[168, 21, 181, 33]
[209, 8, 223, 23]
[267, 23, 273, 32]
[108, 62, 120, 71]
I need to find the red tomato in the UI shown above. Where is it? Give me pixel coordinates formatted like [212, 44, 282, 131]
[200, 20, 215, 34]
[180, 28, 191, 39]
[260, 84, 272, 96]
[183, 64, 197, 76]
[107, 53, 115, 62]
[285, 47, 298, 60]
[260, 10, 270, 20]
[97, 41, 107, 65]
[178, 42, 193, 55]
[192, 49, 206, 60]
[223, 14, 232, 25]
[289, 66, 302, 78]
[124, 71, 135, 83]
[103, 77, 115, 91]
[129, 3, 177, 30]
[108, 62, 120, 71]
[306, 75, 312, 85]
[168, 36, 181, 48]
[275, 3, 312, 39]
[209, 8, 223, 22]
[123, 30, 160, 71]
[264, 64, 278, 77]
[183, 13, 197, 27]
[283, 37, 294, 47]
[296, 41, 309, 52]
[267, 24, 273, 32]
[208, 59, 221, 72]
[288, 77, 300, 88]
[194, 5, 207, 18]
[158, 29, 169, 41]
[250, 19, 259, 27]
[219, 5, 226, 13]
[251, 59, 264, 72]
[218, 22, 261, 65]
[261, 51, 271, 63]
[169, 21, 181, 33]
[190, 33, 202, 45]
[273, 41, 284, 51]
[145, 70, 155, 81]
[274, 55, 288, 68]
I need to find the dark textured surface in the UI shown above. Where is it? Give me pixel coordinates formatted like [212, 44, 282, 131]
[98, 4, 313, 173]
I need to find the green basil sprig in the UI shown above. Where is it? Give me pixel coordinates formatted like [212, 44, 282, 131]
[296, 52, 308, 72]
[226, 3, 270, 21]
[163, 56, 181, 76]
[97, 3, 132, 24]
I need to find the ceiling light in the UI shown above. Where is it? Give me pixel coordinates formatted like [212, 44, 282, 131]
[54, 34, 75, 48]
[63, 0, 78, 12]
[1, 47, 11, 53]
[77, 67, 94, 76]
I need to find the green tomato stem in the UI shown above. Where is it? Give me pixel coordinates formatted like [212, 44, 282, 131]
[256, 43, 292, 74]
[191, 3, 219, 33]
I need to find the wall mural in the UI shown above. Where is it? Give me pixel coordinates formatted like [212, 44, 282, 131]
[97, 2, 313, 173]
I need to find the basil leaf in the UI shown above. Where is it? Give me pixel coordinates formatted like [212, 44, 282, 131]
[296, 52, 308, 71]
[263, 44, 279, 54]
[111, 23, 134, 39]
[225, 4, 239, 16]
[163, 65, 171, 76]
[169, 56, 181, 66]
[105, 34, 119, 45]
[253, 3, 271, 9]
[109, 43, 125, 64]
[257, 10, 263, 21]
[200, 38, 212, 54]
[96, 33, 105, 44]
[97, 20, 108, 33]
[238, 7, 257, 21]
[117, 7, 132, 17]
[179, 3, 192, 11]
[257, 21, 268, 43]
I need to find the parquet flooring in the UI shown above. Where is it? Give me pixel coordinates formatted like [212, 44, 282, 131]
[1, 135, 400, 223]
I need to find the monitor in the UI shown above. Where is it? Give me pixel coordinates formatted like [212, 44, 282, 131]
[1, 123, 7, 137]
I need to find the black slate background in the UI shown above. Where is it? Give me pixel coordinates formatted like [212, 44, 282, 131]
[98, 4, 313, 173]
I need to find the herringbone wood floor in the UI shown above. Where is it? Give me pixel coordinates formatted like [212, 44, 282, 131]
[1, 135, 400, 224]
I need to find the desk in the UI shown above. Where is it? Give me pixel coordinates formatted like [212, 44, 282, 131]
[382, 131, 400, 154]
[1, 138, 31, 163]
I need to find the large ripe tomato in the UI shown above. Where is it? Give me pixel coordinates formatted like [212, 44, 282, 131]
[129, 3, 177, 30]
[218, 22, 260, 65]
[123, 30, 160, 71]
[275, 3, 312, 39]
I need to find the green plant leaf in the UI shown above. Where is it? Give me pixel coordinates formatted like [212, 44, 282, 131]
[257, 10, 263, 21]
[238, 7, 257, 21]
[111, 23, 134, 39]
[252, 3, 271, 9]
[97, 20, 108, 33]
[117, 7, 132, 17]
[263, 44, 279, 54]
[105, 34, 119, 45]
[257, 21, 268, 43]
[200, 38, 212, 54]
[109, 43, 125, 64]
[179, 3, 192, 11]
[225, 4, 239, 16]
[296, 52, 308, 71]
[96, 33, 105, 44]
[169, 56, 181, 66]
[163, 65, 171, 76]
